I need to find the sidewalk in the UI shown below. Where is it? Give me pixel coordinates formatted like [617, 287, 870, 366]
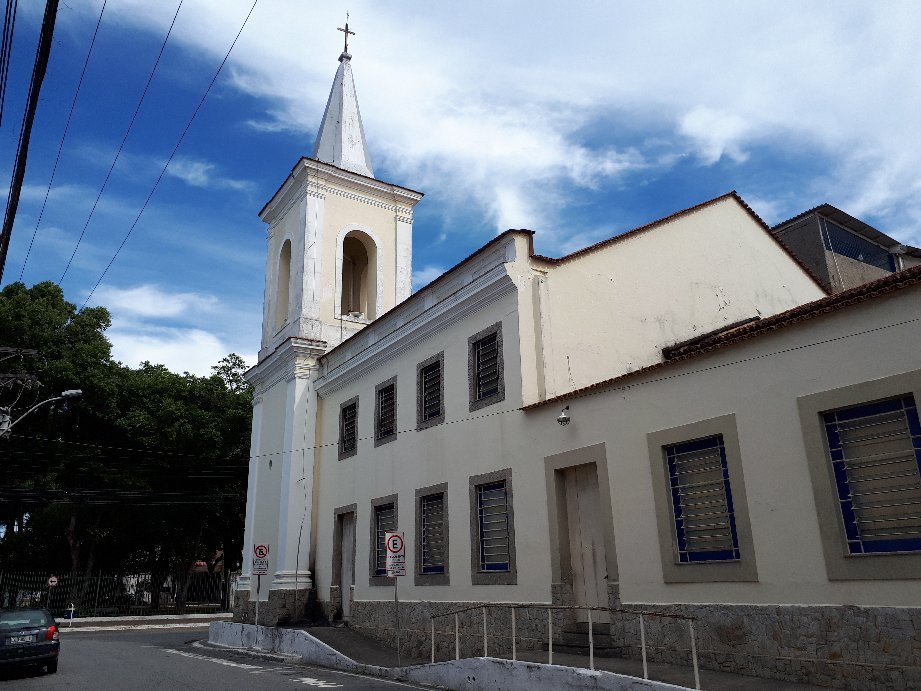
[59, 612, 232, 632]
[297, 624, 825, 691]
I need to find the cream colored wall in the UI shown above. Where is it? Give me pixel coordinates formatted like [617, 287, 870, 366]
[538, 198, 826, 399]
[313, 276, 921, 609]
[318, 185, 400, 326]
[311, 288, 555, 605]
[525, 285, 921, 607]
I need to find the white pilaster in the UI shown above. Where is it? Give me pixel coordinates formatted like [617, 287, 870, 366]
[238, 396, 263, 592]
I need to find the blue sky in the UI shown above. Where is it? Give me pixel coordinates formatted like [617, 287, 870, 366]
[3, 1, 920, 375]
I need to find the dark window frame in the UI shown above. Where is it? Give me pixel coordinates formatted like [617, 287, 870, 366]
[797, 369, 921, 581]
[647, 414, 758, 583]
[822, 395, 921, 555]
[338, 396, 359, 460]
[415, 483, 450, 586]
[416, 352, 445, 430]
[374, 377, 398, 447]
[468, 322, 505, 412]
[469, 468, 517, 585]
[368, 494, 398, 587]
[665, 434, 741, 563]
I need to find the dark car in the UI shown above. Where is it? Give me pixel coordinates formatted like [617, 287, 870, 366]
[0, 608, 59, 674]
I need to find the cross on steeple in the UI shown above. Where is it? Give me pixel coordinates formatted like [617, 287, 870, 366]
[338, 14, 355, 54]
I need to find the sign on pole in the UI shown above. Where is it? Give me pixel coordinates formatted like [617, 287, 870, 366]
[252, 544, 270, 575]
[385, 531, 406, 577]
[47, 575, 58, 587]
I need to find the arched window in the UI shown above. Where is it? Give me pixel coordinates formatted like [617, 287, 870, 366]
[340, 230, 376, 320]
[275, 239, 292, 330]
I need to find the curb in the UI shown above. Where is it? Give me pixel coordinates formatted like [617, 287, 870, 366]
[196, 640, 300, 664]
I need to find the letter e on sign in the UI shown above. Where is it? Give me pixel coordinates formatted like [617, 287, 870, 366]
[384, 531, 406, 577]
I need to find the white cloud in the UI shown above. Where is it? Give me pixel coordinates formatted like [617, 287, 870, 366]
[165, 157, 254, 192]
[93, 284, 220, 319]
[412, 265, 445, 292]
[65, 0, 921, 251]
[679, 107, 750, 165]
[108, 323, 254, 376]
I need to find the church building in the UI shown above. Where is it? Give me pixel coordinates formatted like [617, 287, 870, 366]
[237, 36, 921, 688]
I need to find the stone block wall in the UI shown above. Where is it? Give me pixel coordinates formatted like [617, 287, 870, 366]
[232, 587, 312, 626]
[347, 599, 577, 663]
[610, 603, 921, 691]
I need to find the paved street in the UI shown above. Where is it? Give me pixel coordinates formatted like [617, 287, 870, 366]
[0, 627, 428, 690]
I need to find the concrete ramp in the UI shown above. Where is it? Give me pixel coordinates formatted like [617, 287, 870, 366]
[209, 621, 689, 690]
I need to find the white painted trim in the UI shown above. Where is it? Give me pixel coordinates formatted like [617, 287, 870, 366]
[316, 264, 517, 396]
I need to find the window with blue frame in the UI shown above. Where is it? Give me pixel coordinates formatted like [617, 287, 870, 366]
[822, 395, 921, 555]
[477, 481, 510, 571]
[665, 435, 741, 563]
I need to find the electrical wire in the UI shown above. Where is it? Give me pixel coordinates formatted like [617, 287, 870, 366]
[8, 312, 918, 467]
[18, 0, 107, 280]
[80, 0, 260, 310]
[0, 0, 18, 126]
[58, 0, 183, 284]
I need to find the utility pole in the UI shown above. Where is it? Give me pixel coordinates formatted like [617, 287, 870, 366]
[0, 0, 59, 283]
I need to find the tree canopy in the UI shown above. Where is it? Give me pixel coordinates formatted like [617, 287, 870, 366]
[0, 281, 252, 590]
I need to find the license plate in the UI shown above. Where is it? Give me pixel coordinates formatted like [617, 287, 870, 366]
[8, 634, 35, 644]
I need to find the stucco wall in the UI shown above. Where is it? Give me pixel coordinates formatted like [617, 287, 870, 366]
[538, 197, 825, 398]
[312, 287, 544, 606]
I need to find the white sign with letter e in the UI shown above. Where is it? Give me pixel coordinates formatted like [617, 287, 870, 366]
[252, 544, 270, 575]
[385, 531, 406, 577]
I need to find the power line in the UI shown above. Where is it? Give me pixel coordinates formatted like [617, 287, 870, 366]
[9, 311, 918, 467]
[58, 1, 183, 284]
[0, 0, 19, 126]
[80, 0, 260, 309]
[18, 0, 107, 280]
[0, 0, 58, 283]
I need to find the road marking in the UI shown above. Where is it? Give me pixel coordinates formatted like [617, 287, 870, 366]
[294, 663, 427, 689]
[292, 679, 343, 688]
[161, 648, 263, 670]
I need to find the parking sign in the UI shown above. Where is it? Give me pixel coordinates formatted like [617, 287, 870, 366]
[385, 531, 406, 577]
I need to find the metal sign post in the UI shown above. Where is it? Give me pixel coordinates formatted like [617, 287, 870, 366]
[252, 544, 270, 627]
[385, 531, 406, 665]
[46, 575, 58, 607]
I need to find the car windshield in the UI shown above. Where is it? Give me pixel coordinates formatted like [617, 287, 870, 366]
[0, 610, 50, 628]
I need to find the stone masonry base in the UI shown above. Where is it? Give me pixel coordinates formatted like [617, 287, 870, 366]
[233, 588, 312, 627]
[612, 602, 921, 691]
[335, 598, 921, 690]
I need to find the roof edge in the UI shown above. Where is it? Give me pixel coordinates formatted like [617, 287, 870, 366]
[523, 263, 921, 411]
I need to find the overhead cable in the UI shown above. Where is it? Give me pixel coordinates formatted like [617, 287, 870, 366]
[80, 0, 260, 310]
[58, 1, 183, 284]
[18, 0, 107, 280]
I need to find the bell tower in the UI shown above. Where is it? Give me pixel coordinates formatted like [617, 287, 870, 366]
[237, 26, 423, 624]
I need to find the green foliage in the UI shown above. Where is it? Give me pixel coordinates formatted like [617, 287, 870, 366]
[0, 282, 252, 581]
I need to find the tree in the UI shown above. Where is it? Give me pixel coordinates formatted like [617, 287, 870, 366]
[0, 282, 252, 611]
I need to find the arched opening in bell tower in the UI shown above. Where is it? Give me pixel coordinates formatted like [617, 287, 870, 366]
[340, 230, 377, 320]
[275, 239, 292, 330]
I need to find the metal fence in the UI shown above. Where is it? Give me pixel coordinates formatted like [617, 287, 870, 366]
[0, 570, 238, 618]
[430, 603, 700, 689]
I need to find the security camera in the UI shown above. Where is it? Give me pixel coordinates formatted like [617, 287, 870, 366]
[557, 406, 570, 426]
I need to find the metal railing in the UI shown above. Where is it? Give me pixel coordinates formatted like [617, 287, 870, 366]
[429, 603, 700, 690]
[0, 570, 237, 618]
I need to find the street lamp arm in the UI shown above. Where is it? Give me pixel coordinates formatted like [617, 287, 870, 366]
[1, 389, 82, 437]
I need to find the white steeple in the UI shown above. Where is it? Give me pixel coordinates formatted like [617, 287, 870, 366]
[311, 19, 374, 178]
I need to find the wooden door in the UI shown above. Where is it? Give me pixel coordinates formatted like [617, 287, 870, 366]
[339, 512, 356, 620]
[563, 464, 609, 622]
